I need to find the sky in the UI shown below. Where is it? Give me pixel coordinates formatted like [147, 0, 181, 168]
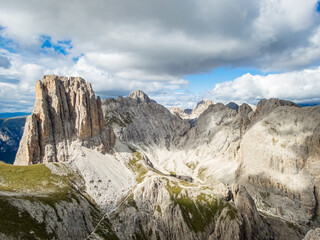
[0, 0, 320, 112]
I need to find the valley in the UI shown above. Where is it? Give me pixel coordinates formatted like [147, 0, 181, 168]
[0, 75, 319, 239]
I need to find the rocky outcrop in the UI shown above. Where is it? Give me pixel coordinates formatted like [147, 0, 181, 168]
[168, 106, 190, 119]
[169, 99, 213, 119]
[226, 102, 239, 112]
[192, 99, 214, 118]
[238, 104, 320, 224]
[232, 184, 274, 239]
[14, 75, 114, 165]
[108, 175, 272, 240]
[303, 228, 320, 240]
[0, 162, 117, 240]
[102, 91, 190, 149]
[128, 90, 155, 103]
[252, 98, 300, 121]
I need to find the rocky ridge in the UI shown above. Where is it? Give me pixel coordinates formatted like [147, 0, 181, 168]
[102, 89, 320, 238]
[6, 75, 320, 239]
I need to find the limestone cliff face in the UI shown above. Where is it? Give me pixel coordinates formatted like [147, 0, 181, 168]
[14, 75, 114, 165]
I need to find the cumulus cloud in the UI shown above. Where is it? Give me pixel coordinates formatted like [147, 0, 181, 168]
[0, 0, 319, 73]
[0, 0, 319, 111]
[209, 67, 320, 104]
[0, 55, 10, 68]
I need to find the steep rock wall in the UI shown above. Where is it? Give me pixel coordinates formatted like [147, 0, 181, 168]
[14, 75, 114, 165]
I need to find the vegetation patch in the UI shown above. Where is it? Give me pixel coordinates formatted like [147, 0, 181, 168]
[128, 152, 148, 183]
[0, 196, 56, 239]
[185, 162, 198, 170]
[155, 205, 162, 214]
[166, 180, 182, 199]
[165, 180, 237, 233]
[89, 200, 120, 240]
[272, 137, 278, 145]
[0, 162, 72, 193]
[180, 180, 196, 187]
[132, 221, 148, 240]
[197, 166, 208, 180]
[127, 193, 138, 210]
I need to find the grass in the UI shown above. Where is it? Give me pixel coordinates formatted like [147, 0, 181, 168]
[198, 166, 208, 180]
[89, 201, 120, 240]
[0, 162, 120, 239]
[272, 137, 278, 145]
[166, 180, 182, 199]
[127, 194, 138, 210]
[0, 162, 72, 193]
[165, 179, 237, 233]
[155, 205, 162, 214]
[185, 162, 198, 170]
[0, 196, 56, 239]
[128, 152, 148, 183]
[132, 221, 148, 240]
[0, 185, 100, 239]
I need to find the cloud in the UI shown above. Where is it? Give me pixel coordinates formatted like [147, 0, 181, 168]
[0, 0, 319, 111]
[0, 55, 10, 68]
[209, 67, 320, 104]
[0, 0, 319, 74]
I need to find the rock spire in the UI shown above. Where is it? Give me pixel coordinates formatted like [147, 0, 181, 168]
[14, 75, 114, 165]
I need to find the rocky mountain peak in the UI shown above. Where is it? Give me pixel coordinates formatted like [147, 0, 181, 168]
[192, 99, 213, 117]
[14, 75, 114, 165]
[253, 98, 300, 120]
[168, 99, 214, 119]
[168, 106, 190, 119]
[128, 90, 155, 103]
[194, 99, 213, 109]
[226, 102, 239, 112]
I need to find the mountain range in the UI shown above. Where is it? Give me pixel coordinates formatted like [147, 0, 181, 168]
[0, 75, 319, 240]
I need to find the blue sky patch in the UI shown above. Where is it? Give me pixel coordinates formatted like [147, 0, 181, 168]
[40, 35, 72, 55]
[73, 53, 84, 63]
[0, 26, 18, 53]
[185, 67, 273, 93]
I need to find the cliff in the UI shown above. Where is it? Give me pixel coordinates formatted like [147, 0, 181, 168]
[14, 75, 114, 165]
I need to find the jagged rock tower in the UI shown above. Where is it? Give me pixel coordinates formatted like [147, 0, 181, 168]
[14, 75, 114, 165]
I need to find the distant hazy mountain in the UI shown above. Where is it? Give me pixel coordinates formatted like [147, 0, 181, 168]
[298, 103, 320, 107]
[169, 99, 214, 119]
[0, 116, 26, 164]
[0, 112, 30, 118]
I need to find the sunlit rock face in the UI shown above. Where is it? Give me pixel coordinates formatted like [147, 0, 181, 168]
[168, 99, 214, 119]
[14, 75, 114, 165]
